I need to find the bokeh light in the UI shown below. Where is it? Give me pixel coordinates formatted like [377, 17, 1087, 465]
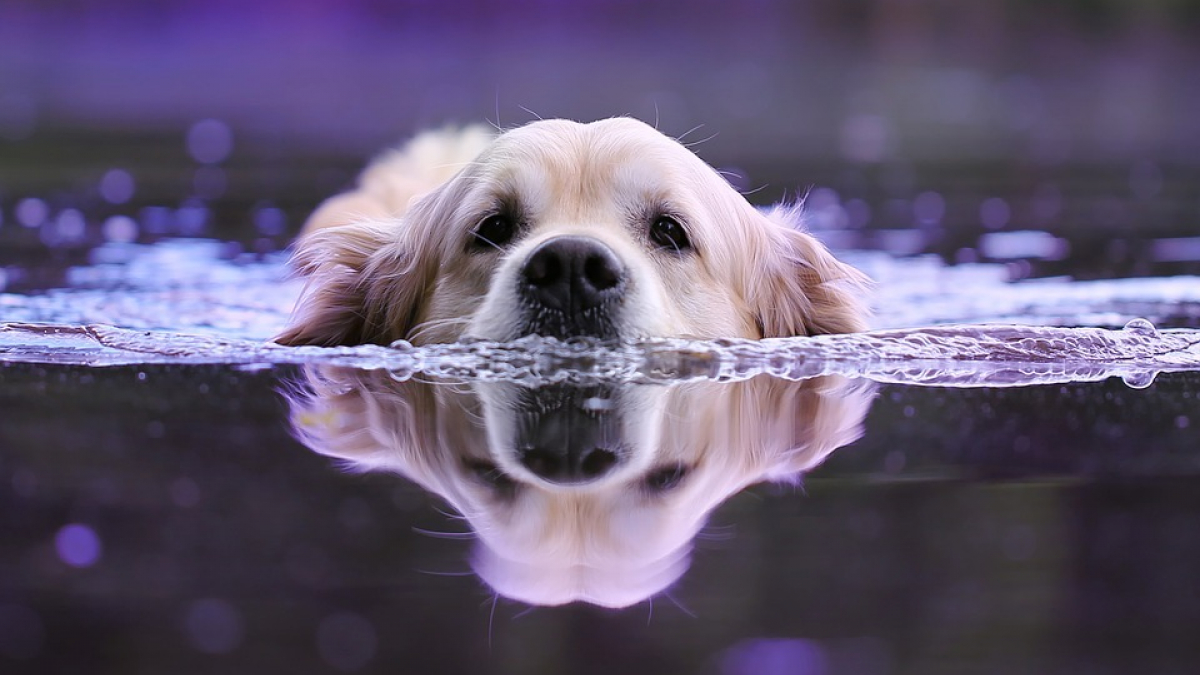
[186, 119, 234, 165]
[15, 198, 48, 228]
[720, 638, 830, 675]
[979, 197, 1011, 230]
[99, 169, 136, 205]
[55, 523, 102, 568]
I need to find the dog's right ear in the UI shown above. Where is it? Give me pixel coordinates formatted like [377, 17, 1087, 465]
[275, 220, 426, 346]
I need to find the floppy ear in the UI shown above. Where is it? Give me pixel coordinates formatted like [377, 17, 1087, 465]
[275, 220, 432, 346]
[755, 376, 877, 482]
[750, 205, 872, 337]
[284, 367, 475, 497]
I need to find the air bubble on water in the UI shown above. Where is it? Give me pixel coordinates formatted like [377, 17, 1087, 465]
[1121, 370, 1157, 390]
[1123, 318, 1157, 337]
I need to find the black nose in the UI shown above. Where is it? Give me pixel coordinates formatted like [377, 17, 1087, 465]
[515, 387, 623, 484]
[520, 236, 626, 313]
[519, 445, 620, 484]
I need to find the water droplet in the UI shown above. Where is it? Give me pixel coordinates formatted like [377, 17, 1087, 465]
[1123, 318, 1157, 336]
[1121, 370, 1157, 389]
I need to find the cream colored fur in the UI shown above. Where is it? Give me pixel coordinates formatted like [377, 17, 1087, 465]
[277, 118, 869, 347]
[287, 367, 875, 608]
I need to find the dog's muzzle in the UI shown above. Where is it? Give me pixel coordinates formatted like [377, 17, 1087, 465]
[514, 384, 625, 484]
[518, 236, 626, 338]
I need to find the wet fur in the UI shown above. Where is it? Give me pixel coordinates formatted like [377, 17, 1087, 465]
[287, 367, 875, 607]
[276, 118, 869, 347]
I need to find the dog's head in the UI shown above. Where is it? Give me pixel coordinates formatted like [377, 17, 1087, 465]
[277, 118, 868, 346]
[288, 367, 875, 607]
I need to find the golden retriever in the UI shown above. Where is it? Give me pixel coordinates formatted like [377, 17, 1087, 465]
[275, 117, 869, 346]
[287, 367, 875, 608]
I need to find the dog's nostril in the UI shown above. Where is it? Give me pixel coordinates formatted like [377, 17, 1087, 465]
[520, 448, 565, 480]
[583, 254, 621, 291]
[524, 249, 562, 288]
[578, 447, 618, 478]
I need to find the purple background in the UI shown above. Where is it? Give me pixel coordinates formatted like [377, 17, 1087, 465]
[3, 0, 1199, 164]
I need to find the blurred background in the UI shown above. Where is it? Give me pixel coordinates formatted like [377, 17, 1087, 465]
[1, 0, 1199, 285]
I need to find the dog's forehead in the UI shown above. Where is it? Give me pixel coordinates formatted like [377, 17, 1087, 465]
[481, 120, 712, 211]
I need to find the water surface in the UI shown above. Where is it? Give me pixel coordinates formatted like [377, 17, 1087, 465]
[3, 217, 1200, 675]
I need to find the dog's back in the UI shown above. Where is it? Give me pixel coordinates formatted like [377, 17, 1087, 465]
[305, 125, 495, 232]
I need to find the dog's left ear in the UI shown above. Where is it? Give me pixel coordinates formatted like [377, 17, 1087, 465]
[275, 218, 436, 347]
[755, 376, 877, 482]
[749, 205, 871, 337]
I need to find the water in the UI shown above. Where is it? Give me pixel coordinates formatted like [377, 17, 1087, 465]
[3, 227, 1200, 672]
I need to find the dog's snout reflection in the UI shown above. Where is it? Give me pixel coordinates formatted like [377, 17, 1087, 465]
[287, 367, 874, 608]
[513, 385, 624, 484]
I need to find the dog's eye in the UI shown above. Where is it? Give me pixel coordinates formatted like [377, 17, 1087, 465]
[644, 463, 689, 493]
[649, 215, 691, 252]
[471, 214, 518, 251]
[465, 459, 518, 494]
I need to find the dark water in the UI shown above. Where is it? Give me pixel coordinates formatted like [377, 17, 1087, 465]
[2, 361, 1199, 674]
[2, 133, 1200, 674]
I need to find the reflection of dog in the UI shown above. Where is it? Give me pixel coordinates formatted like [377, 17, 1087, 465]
[287, 367, 875, 608]
[276, 118, 868, 347]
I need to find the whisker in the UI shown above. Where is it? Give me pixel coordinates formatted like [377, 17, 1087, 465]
[415, 568, 477, 577]
[412, 526, 476, 540]
[487, 594, 499, 650]
[675, 123, 706, 143]
[682, 130, 720, 148]
[512, 606, 539, 620]
[665, 591, 697, 619]
[519, 105, 544, 121]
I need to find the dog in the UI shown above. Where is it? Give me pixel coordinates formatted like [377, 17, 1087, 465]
[287, 367, 875, 607]
[275, 117, 869, 346]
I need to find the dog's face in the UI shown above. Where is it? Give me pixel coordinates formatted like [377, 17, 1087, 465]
[277, 118, 868, 347]
[288, 368, 875, 607]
